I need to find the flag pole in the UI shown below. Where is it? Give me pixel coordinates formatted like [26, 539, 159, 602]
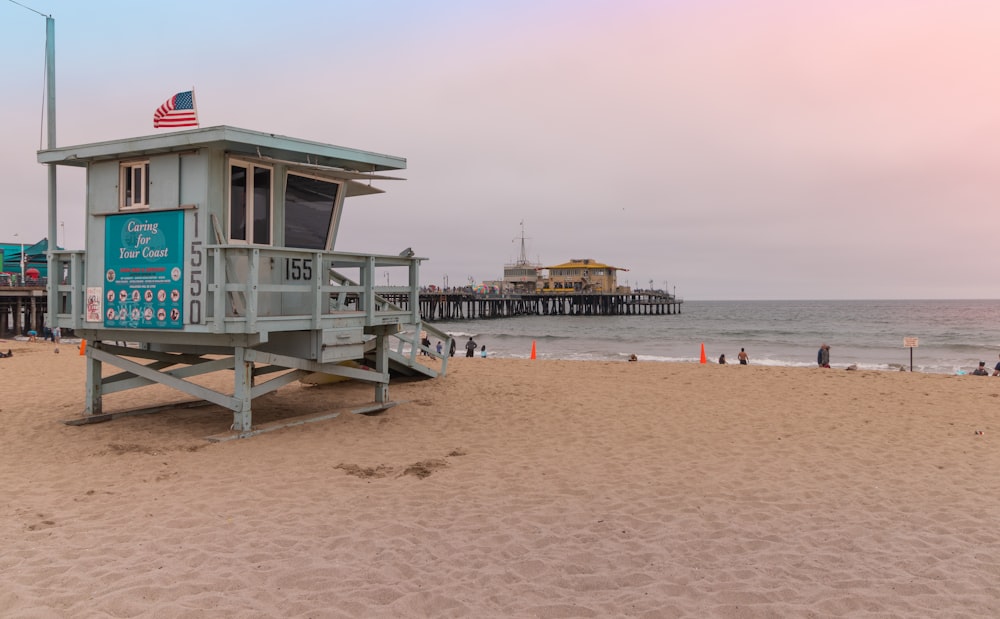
[45, 15, 58, 330]
[191, 86, 200, 127]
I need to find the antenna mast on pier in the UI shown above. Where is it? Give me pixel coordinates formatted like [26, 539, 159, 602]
[515, 220, 529, 265]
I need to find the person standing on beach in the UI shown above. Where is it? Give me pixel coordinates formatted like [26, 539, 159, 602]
[992, 353, 1000, 376]
[738, 348, 749, 365]
[449, 339, 457, 357]
[818, 344, 831, 368]
[465, 337, 477, 357]
[480, 345, 487, 358]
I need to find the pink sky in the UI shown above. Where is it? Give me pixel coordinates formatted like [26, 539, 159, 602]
[3, 0, 999, 298]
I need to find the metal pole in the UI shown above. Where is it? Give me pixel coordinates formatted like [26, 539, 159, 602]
[45, 16, 57, 328]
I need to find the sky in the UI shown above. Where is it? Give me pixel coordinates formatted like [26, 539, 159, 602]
[2, 0, 999, 300]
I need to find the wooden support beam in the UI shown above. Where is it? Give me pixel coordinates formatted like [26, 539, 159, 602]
[89, 345, 241, 412]
[63, 399, 214, 425]
[232, 346, 253, 433]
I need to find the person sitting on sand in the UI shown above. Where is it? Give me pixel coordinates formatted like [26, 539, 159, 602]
[628, 354, 638, 362]
[0, 349, 10, 358]
[817, 344, 830, 368]
[718, 354, 727, 364]
[972, 361, 989, 376]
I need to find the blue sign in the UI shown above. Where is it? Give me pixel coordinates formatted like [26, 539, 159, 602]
[104, 211, 184, 329]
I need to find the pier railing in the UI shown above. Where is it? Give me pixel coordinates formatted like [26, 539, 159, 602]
[383, 289, 683, 321]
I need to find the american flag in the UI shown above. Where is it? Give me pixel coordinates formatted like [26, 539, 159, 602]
[153, 90, 198, 128]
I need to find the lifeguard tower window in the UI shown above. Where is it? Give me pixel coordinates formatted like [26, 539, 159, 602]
[284, 173, 340, 250]
[120, 161, 150, 209]
[229, 161, 272, 244]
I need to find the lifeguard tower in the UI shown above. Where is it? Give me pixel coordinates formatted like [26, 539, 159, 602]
[39, 126, 449, 437]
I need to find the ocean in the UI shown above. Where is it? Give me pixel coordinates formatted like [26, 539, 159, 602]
[428, 299, 1000, 374]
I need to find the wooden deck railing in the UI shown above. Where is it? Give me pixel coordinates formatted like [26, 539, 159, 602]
[51, 246, 427, 335]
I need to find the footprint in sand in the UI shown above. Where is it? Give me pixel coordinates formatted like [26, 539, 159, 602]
[27, 519, 56, 531]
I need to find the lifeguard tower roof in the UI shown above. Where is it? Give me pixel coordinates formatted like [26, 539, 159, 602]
[39, 125, 406, 175]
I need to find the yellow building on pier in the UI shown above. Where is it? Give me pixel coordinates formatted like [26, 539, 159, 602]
[541, 258, 628, 293]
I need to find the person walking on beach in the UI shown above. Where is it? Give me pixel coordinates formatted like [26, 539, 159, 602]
[465, 337, 477, 357]
[738, 348, 749, 365]
[817, 344, 830, 368]
[449, 339, 457, 357]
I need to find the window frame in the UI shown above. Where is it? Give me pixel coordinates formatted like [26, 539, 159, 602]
[119, 160, 150, 210]
[227, 158, 273, 246]
[283, 171, 342, 251]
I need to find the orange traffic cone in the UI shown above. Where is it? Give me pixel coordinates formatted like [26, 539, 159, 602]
[699, 342, 707, 364]
[530, 340, 537, 360]
[79, 339, 86, 356]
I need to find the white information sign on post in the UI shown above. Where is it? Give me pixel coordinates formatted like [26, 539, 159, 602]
[903, 337, 918, 371]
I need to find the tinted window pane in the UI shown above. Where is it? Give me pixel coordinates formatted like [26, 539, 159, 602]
[284, 174, 339, 250]
[123, 166, 133, 206]
[134, 166, 143, 205]
[230, 166, 247, 241]
[252, 166, 271, 245]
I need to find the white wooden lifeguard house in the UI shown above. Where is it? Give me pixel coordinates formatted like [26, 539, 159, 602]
[39, 126, 448, 437]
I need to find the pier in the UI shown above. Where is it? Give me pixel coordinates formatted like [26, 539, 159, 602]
[0, 281, 47, 338]
[383, 290, 682, 321]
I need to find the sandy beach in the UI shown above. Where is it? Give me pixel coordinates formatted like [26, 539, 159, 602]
[2, 339, 999, 618]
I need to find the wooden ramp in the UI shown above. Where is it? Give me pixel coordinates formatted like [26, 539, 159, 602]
[376, 322, 452, 379]
[300, 328, 450, 384]
[382, 348, 440, 378]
